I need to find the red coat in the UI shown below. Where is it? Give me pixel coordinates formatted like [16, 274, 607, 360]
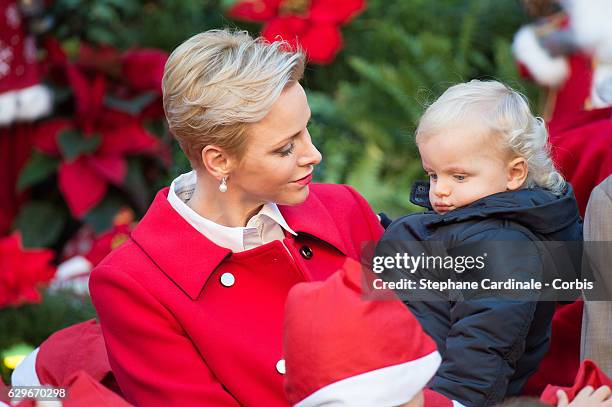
[549, 107, 612, 216]
[89, 183, 383, 407]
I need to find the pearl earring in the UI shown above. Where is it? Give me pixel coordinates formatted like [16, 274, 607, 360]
[219, 176, 228, 193]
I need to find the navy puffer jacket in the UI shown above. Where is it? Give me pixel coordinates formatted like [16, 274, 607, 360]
[376, 181, 583, 407]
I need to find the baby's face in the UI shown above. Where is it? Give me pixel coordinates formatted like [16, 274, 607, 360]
[418, 125, 511, 215]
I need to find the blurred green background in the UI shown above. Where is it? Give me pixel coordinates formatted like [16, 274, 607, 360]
[47, 0, 536, 217]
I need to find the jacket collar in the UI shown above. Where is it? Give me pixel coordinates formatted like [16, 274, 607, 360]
[131, 186, 347, 300]
[409, 180, 581, 235]
[410, 180, 433, 211]
[278, 187, 347, 255]
[167, 171, 297, 252]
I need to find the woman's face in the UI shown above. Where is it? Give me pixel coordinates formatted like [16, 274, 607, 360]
[229, 82, 322, 206]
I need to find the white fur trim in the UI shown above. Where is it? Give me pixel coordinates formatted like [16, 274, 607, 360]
[294, 351, 441, 407]
[567, 0, 612, 62]
[591, 63, 612, 108]
[452, 400, 467, 407]
[15, 84, 52, 121]
[54, 256, 93, 281]
[49, 256, 93, 296]
[11, 347, 41, 387]
[0, 84, 52, 126]
[512, 25, 570, 87]
[0, 91, 18, 125]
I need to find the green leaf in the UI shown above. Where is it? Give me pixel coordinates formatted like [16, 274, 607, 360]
[104, 92, 158, 115]
[13, 202, 67, 248]
[305, 90, 338, 119]
[83, 195, 123, 234]
[61, 38, 81, 58]
[58, 130, 101, 161]
[16, 152, 59, 191]
[123, 159, 150, 214]
[220, 0, 239, 10]
[0, 289, 96, 382]
[91, 3, 117, 22]
[87, 26, 117, 45]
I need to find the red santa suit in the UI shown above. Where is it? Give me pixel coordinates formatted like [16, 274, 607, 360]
[512, 4, 612, 215]
[0, 0, 52, 235]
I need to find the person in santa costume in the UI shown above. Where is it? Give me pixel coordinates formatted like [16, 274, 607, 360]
[283, 257, 459, 407]
[0, 0, 52, 236]
[512, 0, 612, 216]
[512, 0, 612, 396]
[0, 0, 51, 125]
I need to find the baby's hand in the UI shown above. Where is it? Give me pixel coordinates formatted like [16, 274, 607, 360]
[557, 386, 612, 407]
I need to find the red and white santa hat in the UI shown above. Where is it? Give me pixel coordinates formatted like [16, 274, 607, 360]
[283, 258, 442, 407]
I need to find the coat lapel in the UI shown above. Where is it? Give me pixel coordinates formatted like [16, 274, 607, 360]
[131, 188, 231, 300]
[130, 185, 347, 300]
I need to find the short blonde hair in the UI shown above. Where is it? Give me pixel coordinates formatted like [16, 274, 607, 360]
[162, 29, 306, 167]
[416, 80, 566, 194]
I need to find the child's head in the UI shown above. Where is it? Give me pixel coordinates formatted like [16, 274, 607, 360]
[416, 80, 565, 214]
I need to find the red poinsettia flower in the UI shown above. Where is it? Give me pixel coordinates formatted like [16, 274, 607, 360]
[60, 207, 134, 266]
[229, 0, 365, 64]
[85, 223, 132, 266]
[48, 41, 168, 96]
[0, 233, 56, 308]
[32, 63, 158, 218]
[43, 40, 167, 121]
[121, 49, 168, 94]
[76, 44, 168, 95]
[120, 48, 169, 120]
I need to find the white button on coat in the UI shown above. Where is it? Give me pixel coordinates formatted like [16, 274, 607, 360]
[276, 359, 286, 375]
[220, 272, 235, 287]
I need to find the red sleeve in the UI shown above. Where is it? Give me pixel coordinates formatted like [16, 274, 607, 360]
[89, 266, 240, 407]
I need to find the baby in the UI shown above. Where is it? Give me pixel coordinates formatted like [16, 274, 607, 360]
[377, 80, 583, 407]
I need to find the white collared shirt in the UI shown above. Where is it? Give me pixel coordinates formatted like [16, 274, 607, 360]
[167, 171, 297, 252]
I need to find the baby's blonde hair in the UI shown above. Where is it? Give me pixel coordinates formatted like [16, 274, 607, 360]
[162, 29, 305, 167]
[416, 80, 565, 194]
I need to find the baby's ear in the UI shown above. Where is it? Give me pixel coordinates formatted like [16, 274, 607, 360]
[506, 157, 528, 190]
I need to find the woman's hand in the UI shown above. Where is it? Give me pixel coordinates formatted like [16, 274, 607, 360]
[557, 386, 612, 407]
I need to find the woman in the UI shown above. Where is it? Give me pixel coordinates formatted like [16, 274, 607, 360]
[89, 29, 383, 406]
